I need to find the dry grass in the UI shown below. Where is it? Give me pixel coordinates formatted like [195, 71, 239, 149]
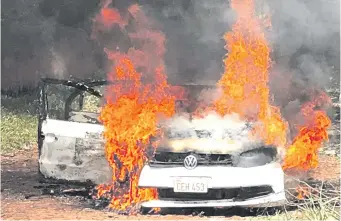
[286, 180, 340, 220]
[256, 179, 340, 221]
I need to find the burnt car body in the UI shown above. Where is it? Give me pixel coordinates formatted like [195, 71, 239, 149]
[38, 78, 286, 208]
[38, 78, 112, 184]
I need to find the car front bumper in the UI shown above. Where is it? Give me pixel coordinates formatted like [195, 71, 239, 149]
[138, 162, 286, 208]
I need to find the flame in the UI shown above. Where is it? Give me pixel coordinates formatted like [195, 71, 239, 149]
[218, 0, 331, 170]
[93, 2, 183, 212]
[283, 93, 332, 170]
[213, 0, 288, 148]
[92, 0, 127, 34]
[296, 185, 310, 200]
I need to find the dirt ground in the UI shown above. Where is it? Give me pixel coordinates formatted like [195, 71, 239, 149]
[1, 147, 340, 220]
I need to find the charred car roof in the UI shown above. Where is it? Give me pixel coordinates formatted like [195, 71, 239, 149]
[40, 77, 217, 96]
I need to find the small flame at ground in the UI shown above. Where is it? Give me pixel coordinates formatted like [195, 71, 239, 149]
[296, 186, 311, 200]
[93, 0, 332, 212]
[283, 93, 332, 170]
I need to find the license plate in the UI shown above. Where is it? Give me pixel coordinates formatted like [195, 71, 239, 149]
[173, 177, 208, 193]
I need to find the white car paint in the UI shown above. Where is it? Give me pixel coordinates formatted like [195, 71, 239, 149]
[39, 118, 112, 184]
[138, 162, 286, 208]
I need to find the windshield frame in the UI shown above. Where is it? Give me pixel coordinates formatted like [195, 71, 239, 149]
[38, 77, 217, 121]
[39, 78, 107, 121]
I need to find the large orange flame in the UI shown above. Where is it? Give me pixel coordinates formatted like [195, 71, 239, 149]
[214, 0, 288, 148]
[219, 0, 331, 170]
[93, 2, 183, 212]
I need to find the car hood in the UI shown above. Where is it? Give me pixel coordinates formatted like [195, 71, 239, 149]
[156, 138, 263, 154]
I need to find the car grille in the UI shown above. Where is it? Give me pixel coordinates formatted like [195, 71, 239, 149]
[158, 186, 274, 201]
[148, 152, 233, 167]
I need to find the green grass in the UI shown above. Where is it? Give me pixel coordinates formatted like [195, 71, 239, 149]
[1, 95, 38, 153]
[0, 91, 100, 153]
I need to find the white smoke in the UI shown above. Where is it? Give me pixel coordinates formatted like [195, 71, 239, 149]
[158, 112, 264, 154]
[50, 47, 67, 79]
[167, 112, 249, 133]
[196, 87, 222, 107]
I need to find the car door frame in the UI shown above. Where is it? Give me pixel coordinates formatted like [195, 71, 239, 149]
[37, 78, 108, 184]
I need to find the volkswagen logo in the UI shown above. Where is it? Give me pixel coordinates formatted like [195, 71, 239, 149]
[183, 155, 198, 169]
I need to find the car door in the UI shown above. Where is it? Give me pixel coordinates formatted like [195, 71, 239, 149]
[38, 79, 112, 184]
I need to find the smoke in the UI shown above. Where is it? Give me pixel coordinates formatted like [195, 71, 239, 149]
[3, 0, 338, 91]
[137, 0, 232, 84]
[263, 0, 340, 137]
[3, 0, 338, 146]
[50, 48, 66, 78]
[1, 0, 103, 90]
[267, 0, 340, 99]
[157, 112, 266, 154]
[196, 87, 222, 107]
[145, 0, 339, 88]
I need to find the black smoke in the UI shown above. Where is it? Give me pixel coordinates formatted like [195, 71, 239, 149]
[1, 0, 102, 91]
[2, 0, 339, 99]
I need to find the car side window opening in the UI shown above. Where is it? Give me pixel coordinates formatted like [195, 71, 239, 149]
[45, 83, 105, 124]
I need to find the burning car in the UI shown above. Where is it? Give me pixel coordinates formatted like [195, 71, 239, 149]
[138, 86, 287, 209]
[38, 78, 286, 209]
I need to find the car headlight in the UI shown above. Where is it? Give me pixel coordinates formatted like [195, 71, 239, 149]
[233, 146, 277, 168]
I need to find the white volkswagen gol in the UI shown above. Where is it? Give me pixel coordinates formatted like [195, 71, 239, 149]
[37, 78, 286, 209]
[138, 115, 287, 209]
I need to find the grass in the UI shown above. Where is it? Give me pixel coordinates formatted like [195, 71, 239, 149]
[0, 90, 102, 153]
[1, 107, 37, 153]
[254, 203, 340, 221]
[0, 84, 104, 153]
[1, 94, 38, 153]
[287, 181, 340, 221]
[251, 179, 340, 221]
